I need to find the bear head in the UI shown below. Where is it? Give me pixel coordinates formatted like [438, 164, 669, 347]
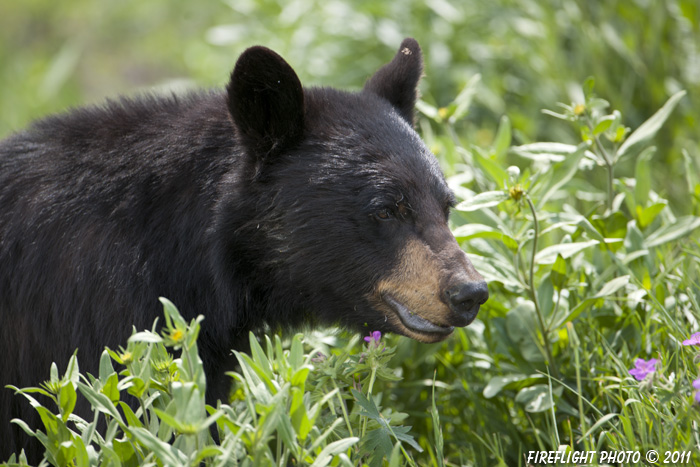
[216, 38, 488, 343]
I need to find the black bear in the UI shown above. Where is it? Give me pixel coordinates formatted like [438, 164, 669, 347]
[0, 38, 487, 459]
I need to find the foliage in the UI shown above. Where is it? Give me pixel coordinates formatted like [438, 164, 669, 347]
[2, 300, 424, 466]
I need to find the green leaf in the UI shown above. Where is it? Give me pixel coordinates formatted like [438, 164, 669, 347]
[637, 201, 667, 229]
[58, 383, 77, 422]
[551, 254, 568, 289]
[594, 275, 630, 299]
[290, 334, 304, 370]
[310, 437, 359, 467]
[616, 90, 686, 159]
[505, 303, 544, 363]
[515, 385, 554, 413]
[290, 387, 312, 441]
[536, 142, 588, 208]
[77, 382, 123, 422]
[473, 147, 509, 188]
[483, 374, 544, 399]
[101, 373, 120, 404]
[99, 350, 115, 384]
[449, 74, 481, 124]
[128, 331, 163, 344]
[63, 353, 80, 387]
[119, 401, 144, 429]
[493, 115, 511, 158]
[645, 216, 700, 248]
[512, 142, 596, 164]
[593, 115, 615, 136]
[129, 426, 188, 464]
[455, 190, 509, 211]
[633, 146, 656, 208]
[580, 413, 619, 440]
[537, 274, 554, 317]
[535, 240, 599, 264]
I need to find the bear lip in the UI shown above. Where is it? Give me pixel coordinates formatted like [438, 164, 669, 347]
[383, 294, 454, 336]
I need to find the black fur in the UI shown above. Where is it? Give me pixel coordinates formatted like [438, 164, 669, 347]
[0, 38, 470, 460]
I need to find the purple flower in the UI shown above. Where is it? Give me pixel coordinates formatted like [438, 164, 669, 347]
[682, 332, 700, 346]
[629, 358, 659, 381]
[364, 331, 382, 345]
[693, 378, 700, 404]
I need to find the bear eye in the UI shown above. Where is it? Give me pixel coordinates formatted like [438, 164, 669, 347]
[375, 208, 394, 220]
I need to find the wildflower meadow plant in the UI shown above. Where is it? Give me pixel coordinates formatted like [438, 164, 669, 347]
[629, 358, 659, 381]
[682, 332, 700, 346]
[693, 379, 700, 404]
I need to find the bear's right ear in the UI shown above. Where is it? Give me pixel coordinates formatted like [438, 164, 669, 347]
[364, 38, 423, 127]
[227, 46, 304, 168]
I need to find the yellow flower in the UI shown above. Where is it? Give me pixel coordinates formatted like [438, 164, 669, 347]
[509, 183, 524, 201]
[573, 103, 586, 116]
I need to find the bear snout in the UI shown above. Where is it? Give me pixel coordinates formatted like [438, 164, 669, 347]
[443, 280, 489, 326]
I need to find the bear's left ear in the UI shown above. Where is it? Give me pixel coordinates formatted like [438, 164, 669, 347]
[227, 46, 304, 168]
[364, 38, 423, 126]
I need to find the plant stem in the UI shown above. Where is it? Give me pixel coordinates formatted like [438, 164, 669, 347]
[525, 195, 560, 379]
[586, 118, 615, 212]
[332, 379, 354, 438]
[360, 364, 378, 439]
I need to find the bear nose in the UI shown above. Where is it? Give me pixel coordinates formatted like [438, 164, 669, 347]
[444, 280, 489, 324]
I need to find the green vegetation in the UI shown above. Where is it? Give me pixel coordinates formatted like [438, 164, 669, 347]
[2, 0, 700, 465]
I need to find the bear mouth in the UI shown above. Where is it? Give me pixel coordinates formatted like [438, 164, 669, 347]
[383, 294, 454, 337]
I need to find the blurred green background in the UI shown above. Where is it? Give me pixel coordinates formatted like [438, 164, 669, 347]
[2, 0, 698, 205]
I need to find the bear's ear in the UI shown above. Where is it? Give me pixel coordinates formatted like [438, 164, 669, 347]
[364, 38, 423, 126]
[227, 46, 304, 167]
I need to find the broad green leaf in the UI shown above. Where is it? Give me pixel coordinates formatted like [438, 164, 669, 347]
[537, 274, 554, 317]
[593, 115, 615, 135]
[537, 143, 588, 208]
[473, 147, 509, 187]
[452, 223, 517, 249]
[511, 142, 596, 164]
[64, 353, 80, 387]
[493, 115, 511, 158]
[593, 275, 630, 298]
[389, 442, 403, 467]
[128, 331, 163, 344]
[58, 383, 77, 422]
[290, 387, 311, 440]
[310, 437, 359, 467]
[455, 190, 509, 211]
[483, 374, 530, 399]
[535, 240, 599, 264]
[645, 215, 700, 248]
[290, 334, 304, 370]
[515, 384, 554, 413]
[101, 373, 120, 404]
[551, 254, 568, 289]
[415, 100, 440, 120]
[249, 333, 273, 379]
[553, 276, 629, 328]
[636, 201, 667, 229]
[616, 90, 686, 159]
[129, 426, 187, 464]
[77, 382, 123, 422]
[633, 146, 655, 208]
[99, 351, 115, 384]
[506, 303, 544, 363]
[119, 402, 144, 429]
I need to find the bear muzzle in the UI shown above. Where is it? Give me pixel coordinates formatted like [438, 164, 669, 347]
[443, 279, 489, 326]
